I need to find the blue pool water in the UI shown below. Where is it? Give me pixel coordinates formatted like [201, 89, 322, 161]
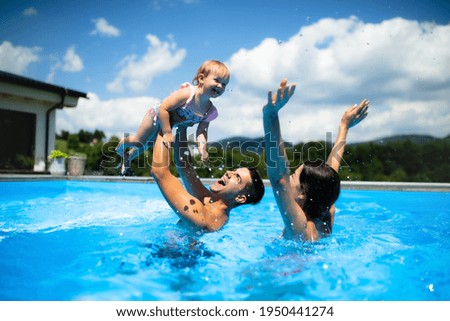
[0, 180, 449, 301]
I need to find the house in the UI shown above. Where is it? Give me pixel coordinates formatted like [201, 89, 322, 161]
[0, 70, 87, 172]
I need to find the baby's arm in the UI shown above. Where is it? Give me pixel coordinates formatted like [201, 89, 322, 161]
[196, 121, 210, 163]
[158, 87, 191, 147]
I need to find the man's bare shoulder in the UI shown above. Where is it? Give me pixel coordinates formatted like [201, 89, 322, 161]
[201, 197, 229, 232]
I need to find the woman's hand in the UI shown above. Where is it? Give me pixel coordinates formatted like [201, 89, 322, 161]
[263, 78, 296, 116]
[341, 99, 370, 129]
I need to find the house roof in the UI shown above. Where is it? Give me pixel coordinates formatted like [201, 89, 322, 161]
[0, 70, 88, 98]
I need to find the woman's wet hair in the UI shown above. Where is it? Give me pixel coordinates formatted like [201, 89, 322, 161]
[244, 167, 265, 205]
[299, 160, 340, 219]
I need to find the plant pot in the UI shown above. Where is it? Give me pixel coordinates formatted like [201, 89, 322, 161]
[68, 156, 86, 176]
[49, 158, 66, 175]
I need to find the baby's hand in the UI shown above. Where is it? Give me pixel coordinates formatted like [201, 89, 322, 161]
[162, 132, 175, 148]
[200, 150, 209, 166]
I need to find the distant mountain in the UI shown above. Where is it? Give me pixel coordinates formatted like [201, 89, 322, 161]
[352, 134, 445, 146]
[206, 134, 448, 150]
[208, 136, 293, 153]
[208, 136, 265, 153]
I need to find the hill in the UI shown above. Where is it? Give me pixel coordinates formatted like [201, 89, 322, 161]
[208, 136, 293, 153]
[359, 134, 441, 145]
[209, 134, 447, 150]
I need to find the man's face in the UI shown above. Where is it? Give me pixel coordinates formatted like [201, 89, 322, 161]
[209, 168, 252, 196]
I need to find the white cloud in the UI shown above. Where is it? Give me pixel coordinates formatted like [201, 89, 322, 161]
[22, 7, 38, 16]
[57, 17, 450, 145]
[46, 62, 60, 83]
[62, 47, 84, 72]
[57, 93, 161, 140]
[0, 41, 41, 74]
[90, 18, 121, 37]
[107, 34, 186, 93]
[46, 46, 83, 82]
[211, 16, 450, 143]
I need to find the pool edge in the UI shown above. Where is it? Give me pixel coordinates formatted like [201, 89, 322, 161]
[1, 174, 450, 192]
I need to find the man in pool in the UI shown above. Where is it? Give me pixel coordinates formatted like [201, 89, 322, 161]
[263, 79, 369, 241]
[151, 126, 265, 233]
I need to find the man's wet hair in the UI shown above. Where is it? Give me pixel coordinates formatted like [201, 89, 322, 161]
[245, 167, 265, 205]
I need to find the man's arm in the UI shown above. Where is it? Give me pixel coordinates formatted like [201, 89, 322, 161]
[173, 126, 212, 199]
[263, 79, 308, 238]
[326, 99, 370, 172]
[151, 132, 211, 231]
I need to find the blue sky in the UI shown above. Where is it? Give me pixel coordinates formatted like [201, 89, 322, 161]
[1, 0, 449, 143]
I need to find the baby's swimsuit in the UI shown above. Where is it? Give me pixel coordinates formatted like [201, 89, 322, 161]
[149, 82, 218, 127]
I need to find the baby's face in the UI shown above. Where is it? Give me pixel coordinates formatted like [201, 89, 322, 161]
[204, 73, 229, 97]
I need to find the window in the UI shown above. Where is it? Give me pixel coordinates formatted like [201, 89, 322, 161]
[0, 109, 36, 170]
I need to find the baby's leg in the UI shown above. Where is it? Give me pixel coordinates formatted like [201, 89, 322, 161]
[120, 109, 158, 172]
[133, 109, 158, 146]
[126, 145, 146, 163]
[115, 134, 136, 156]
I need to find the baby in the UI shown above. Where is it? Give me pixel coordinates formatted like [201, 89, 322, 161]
[115, 60, 230, 176]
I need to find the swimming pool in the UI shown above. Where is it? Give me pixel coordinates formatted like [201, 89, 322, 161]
[0, 180, 449, 301]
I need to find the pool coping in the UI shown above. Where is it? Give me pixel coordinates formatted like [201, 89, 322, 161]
[1, 174, 449, 192]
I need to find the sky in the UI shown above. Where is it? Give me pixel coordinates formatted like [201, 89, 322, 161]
[1, 0, 449, 144]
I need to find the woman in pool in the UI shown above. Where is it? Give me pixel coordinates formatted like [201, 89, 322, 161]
[115, 60, 230, 176]
[263, 79, 369, 241]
